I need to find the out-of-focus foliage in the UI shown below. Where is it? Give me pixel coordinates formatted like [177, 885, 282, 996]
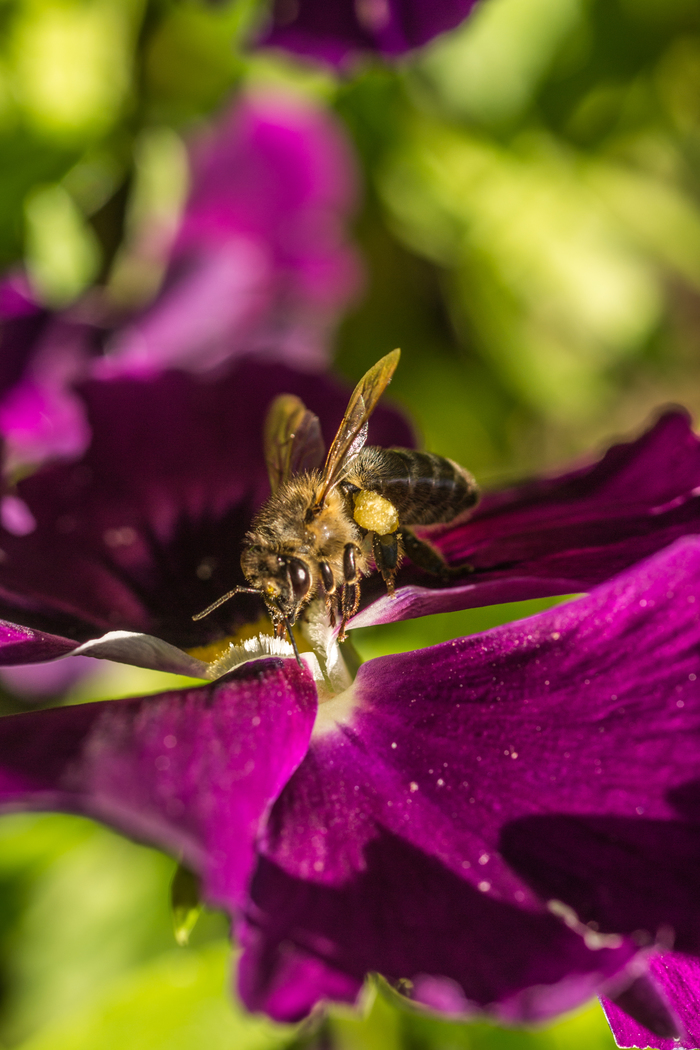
[0, 0, 699, 1045]
[335, 0, 700, 478]
[19, 941, 290, 1050]
[0, 0, 259, 277]
[302, 977, 619, 1050]
[0, 814, 292, 1050]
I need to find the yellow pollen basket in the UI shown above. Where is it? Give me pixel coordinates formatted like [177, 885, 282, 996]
[353, 490, 398, 535]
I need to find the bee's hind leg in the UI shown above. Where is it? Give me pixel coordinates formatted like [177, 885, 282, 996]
[372, 531, 403, 597]
[400, 528, 474, 579]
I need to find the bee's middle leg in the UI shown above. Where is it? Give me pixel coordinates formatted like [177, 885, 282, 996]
[339, 543, 362, 639]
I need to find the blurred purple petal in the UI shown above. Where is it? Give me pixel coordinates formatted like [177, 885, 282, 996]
[105, 93, 361, 376]
[0, 659, 317, 906]
[0, 273, 49, 399]
[603, 954, 700, 1049]
[262, 0, 479, 65]
[0, 342, 91, 468]
[0, 362, 412, 653]
[0, 654, 96, 699]
[352, 410, 700, 629]
[0, 279, 93, 471]
[103, 242, 271, 375]
[0, 495, 36, 536]
[239, 538, 700, 1021]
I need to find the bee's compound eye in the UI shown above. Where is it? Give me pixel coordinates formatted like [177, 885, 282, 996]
[288, 558, 311, 601]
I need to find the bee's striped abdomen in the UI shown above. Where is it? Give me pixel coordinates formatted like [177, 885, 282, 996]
[351, 447, 479, 527]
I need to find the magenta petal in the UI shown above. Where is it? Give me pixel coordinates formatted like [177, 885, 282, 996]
[239, 538, 700, 1022]
[0, 328, 91, 468]
[104, 243, 274, 376]
[0, 619, 76, 663]
[603, 970, 681, 1046]
[602, 953, 700, 1049]
[0, 276, 92, 470]
[239, 932, 362, 1022]
[0, 276, 91, 470]
[262, 0, 478, 65]
[353, 410, 700, 628]
[0, 660, 317, 908]
[239, 836, 633, 1023]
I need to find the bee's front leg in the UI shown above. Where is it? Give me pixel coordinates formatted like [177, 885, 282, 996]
[319, 560, 337, 627]
[339, 543, 362, 640]
[372, 531, 403, 597]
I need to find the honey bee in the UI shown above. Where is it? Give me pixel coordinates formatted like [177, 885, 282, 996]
[193, 350, 479, 660]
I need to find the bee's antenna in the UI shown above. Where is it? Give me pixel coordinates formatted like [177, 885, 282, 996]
[282, 616, 303, 667]
[192, 587, 261, 622]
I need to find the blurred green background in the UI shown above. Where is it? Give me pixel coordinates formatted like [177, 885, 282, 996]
[3, 0, 700, 1044]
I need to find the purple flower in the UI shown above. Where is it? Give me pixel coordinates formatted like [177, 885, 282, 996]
[0, 365, 695, 678]
[0, 367, 699, 1046]
[0, 363, 412, 673]
[262, 0, 480, 67]
[0, 92, 360, 470]
[103, 92, 361, 377]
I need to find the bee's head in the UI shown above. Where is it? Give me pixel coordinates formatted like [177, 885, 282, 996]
[240, 545, 312, 625]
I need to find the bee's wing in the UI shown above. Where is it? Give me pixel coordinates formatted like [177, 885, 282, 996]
[264, 394, 324, 493]
[315, 349, 400, 506]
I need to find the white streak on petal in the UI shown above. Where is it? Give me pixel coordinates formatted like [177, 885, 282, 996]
[71, 631, 210, 679]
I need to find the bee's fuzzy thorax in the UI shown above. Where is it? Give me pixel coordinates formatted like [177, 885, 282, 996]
[242, 474, 368, 614]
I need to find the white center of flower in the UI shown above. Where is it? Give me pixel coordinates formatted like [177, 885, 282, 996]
[204, 600, 353, 702]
